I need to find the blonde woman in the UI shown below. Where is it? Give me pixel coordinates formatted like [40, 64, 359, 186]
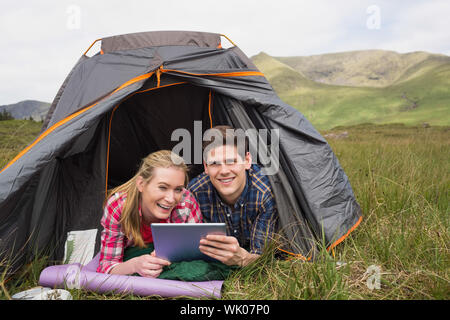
[97, 150, 202, 277]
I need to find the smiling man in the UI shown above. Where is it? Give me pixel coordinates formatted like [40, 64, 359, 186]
[188, 125, 278, 267]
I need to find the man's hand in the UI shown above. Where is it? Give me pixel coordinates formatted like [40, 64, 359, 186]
[199, 234, 259, 267]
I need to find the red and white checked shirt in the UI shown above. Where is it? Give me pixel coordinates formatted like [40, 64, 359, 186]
[97, 189, 203, 274]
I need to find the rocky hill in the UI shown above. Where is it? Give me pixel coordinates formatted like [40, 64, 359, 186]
[0, 100, 50, 122]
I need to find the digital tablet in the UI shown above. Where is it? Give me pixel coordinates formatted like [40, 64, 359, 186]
[151, 223, 227, 262]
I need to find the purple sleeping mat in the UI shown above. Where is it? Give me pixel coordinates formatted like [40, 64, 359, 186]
[38, 253, 224, 298]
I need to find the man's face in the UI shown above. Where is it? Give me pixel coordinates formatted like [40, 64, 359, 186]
[204, 144, 251, 205]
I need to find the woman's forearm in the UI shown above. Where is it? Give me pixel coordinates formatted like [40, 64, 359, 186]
[108, 258, 136, 275]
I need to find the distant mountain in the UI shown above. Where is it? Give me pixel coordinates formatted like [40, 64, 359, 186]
[251, 50, 450, 129]
[274, 50, 450, 87]
[0, 100, 50, 121]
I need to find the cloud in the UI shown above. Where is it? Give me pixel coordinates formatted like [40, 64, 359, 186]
[0, 0, 449, 104]
[376, 0, 450, 54]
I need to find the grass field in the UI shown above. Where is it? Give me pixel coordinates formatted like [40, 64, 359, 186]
[0, 120, 43, 169]
[0, 120, 449, 300]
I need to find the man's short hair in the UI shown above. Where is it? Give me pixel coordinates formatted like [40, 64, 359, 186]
[202, 125, 249, 161]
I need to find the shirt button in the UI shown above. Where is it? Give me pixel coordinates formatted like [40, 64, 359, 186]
[234, 229, 237, 233]
[227, 214, 231, 217]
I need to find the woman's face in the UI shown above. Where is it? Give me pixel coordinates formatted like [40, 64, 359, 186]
[136, 167, 185, 223]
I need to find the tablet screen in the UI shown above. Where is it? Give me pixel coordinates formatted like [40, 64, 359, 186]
[151, 223, 227, 262]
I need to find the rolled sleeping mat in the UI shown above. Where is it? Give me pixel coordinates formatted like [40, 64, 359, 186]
[38, 253, 224, 298]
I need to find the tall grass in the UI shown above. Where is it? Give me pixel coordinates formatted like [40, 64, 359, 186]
[224, 124, 449, 300]
[1, 121, 449, 299]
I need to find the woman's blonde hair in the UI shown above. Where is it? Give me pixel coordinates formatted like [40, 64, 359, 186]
[106, 150, 188, 248]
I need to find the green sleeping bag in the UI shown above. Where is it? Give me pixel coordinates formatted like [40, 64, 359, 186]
[123, 244, 239, 281]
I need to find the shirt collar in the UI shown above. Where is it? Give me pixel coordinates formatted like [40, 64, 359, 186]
[235, 170, 250, 207]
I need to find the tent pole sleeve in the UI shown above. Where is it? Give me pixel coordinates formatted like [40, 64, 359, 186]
[220, 34, 237, 47]
[83, 39, 102, 56]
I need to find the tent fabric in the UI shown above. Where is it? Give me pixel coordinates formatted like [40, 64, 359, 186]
[0, 31, 362, 272]
[101, 30, 222, 53]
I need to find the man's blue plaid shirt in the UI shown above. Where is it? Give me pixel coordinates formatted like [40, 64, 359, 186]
[188, 165, 278, 255]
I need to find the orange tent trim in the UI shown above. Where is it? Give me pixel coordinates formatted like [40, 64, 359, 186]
[277, 247, 311, 261]
[327, 215, 363, 252]
[277, 215, 363, 260]
[208, 90, 213, 128]
[160, 68, 265, 78]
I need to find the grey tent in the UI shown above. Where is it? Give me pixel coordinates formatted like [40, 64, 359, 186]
[0, 31, 362, 271]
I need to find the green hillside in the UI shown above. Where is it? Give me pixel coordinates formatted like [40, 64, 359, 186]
[274, 50, 450, 87]
[252, 51, 450, 130]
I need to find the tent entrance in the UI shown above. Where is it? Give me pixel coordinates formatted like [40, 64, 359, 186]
[106, 82, 225, 191]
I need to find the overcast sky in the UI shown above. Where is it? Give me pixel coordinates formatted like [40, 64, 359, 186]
[1, 0, 449, 105]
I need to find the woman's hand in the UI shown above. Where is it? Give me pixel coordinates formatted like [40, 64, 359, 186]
[130, 251, 171, 278]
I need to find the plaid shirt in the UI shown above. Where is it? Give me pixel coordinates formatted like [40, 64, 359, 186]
[188, 165, 278, 255]
[97, 189, 202, 274]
